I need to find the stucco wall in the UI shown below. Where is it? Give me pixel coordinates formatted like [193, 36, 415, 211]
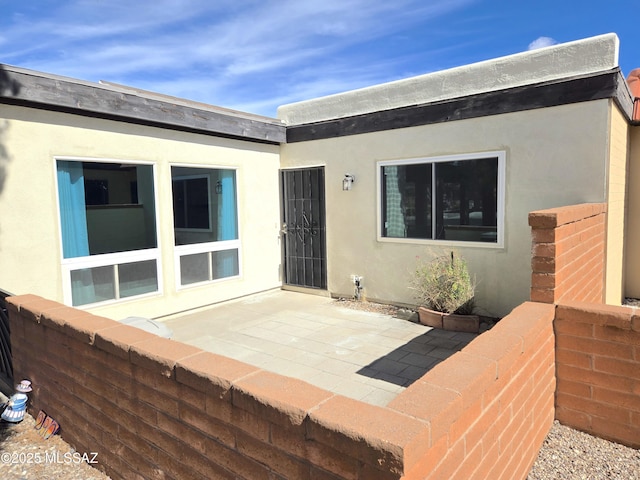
[605, 104, 629, 304]
[0, 104, 282, 319]
[625, 126, 640, 298]
[280, 101, 611, 317]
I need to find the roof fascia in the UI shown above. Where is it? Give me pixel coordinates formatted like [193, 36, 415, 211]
[0, 65, 285, 145]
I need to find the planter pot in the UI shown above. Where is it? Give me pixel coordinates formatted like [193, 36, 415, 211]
[442, 312, 480, 333]
[417, 307, 443, 328]
[418, 307, 480, 333]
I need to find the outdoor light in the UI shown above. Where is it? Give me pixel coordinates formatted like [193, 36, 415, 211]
[343, 174, 355, 191]
[215, 180, 223, 194]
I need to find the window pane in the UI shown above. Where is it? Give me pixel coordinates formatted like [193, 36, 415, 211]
[212, 249, 239, 280]
[180, 253, 210, 285]
[70, 266, 115, 306]
[119, 260, 158, 298]
[381, 164, 432, 239]
[57, 161, 157, 258]
[435, 158, 498, 242]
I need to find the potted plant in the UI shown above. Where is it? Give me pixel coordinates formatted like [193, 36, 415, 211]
[410, 250, 480, 333]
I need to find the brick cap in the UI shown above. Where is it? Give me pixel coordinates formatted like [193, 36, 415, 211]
[233, 370, 335, 426]
[528, 203, 606, 228]
[130, 337, 203, 377]
[175, 351, 260, 393]
[308, 395, 430, 474]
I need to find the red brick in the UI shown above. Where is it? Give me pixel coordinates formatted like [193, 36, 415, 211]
[557, 302, 632, 329]
[556, 392, 630, 424]
[401, 434, 448, 480]
[179, 403, 235, 448]
[593, 324, 640, 344]
[592, 387, 640, 412]
[555, 405, 592, 431]
[556, 377, 591, 398]
[308, 396, 429, 476]
[270, 423, 359, 480]
[232, 370, 334, 427]
[424, 436, 465, 480]
[559, 335, 633, 360]
[157, 411, 209, 455]
[421, 352, 496, 409]
[236, 431, 311, 480]
[555, 348, 592, 369]
[530, 288, 555, 303]
[591, 417, 640, 448]
[205, 438, 274, 480]
[132, 381, 179, 417]
[554, 318, 594, 337]
[388, 381, 457, 444]
[593, 356, 640, 379]
[557, 363, 635, 394]
[531, 272, 555, 289]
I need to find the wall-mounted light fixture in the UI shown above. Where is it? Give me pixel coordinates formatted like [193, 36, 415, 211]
[215, 180, 223, 194]
[342, 174, 355, 191]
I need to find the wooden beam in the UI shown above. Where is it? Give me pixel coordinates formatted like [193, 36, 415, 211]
[286, 70, 630, 143]
[0, 65, 285, 144]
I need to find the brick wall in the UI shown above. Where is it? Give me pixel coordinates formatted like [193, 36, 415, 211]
[389, 301, 556, 480]
[554, 301, 640, 448]
[529, 203, 606, 305]
[6, 295, 558, 480]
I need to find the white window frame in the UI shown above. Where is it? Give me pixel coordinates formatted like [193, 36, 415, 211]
[54, 156, 162, 307]
[376, 151, 506, 248]
[170, 164, 242, 290]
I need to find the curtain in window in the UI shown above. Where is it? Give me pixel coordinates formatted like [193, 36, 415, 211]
[216, 170, 238, 277]
[384, 166, 407, 238]
[57, 161, 95, 305]
[57, 161, 89, 258]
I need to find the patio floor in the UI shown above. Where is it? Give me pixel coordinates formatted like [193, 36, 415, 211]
[163, 290, 478, 407]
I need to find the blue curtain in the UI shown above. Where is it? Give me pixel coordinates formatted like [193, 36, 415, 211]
[216, 170, 238, 278]
[57, 161, 96, 306]
[57, 161, 89, 258]
[217, 170, 237, 241]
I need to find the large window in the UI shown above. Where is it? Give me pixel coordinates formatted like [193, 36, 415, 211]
[379, 152, 504, 244]
[171, 166, 240, 286]
[56, 159, 159, 306]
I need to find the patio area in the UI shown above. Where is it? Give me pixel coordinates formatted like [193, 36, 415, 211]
[163, 289, 478, 406]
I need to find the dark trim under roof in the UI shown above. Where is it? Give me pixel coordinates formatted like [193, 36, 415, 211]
[286, 68, 634, 143]
[0, 65, 286, 144]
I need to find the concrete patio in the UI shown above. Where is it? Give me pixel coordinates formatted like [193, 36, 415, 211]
[163, 289, 478, 406]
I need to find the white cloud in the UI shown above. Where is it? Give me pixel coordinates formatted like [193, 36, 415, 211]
[528, 36, 558, 51]
[0, 0, 480, 116]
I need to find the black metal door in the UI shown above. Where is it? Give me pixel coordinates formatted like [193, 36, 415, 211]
[281, 167, 327, 289]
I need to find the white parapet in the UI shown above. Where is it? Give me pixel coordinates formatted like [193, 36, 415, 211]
[277, 33, 620, 125]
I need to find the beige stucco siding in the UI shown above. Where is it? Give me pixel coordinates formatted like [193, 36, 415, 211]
[0, 104, 282, 320]
[605, 104, 629, 304]
[625, 126, 640, 298]
[281, 100, 611, 317]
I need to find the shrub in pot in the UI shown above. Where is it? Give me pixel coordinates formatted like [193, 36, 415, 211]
[410, 250, 479, 333]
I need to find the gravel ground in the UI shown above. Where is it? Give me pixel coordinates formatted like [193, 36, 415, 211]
[528, 421, 640, 479]
[0, 413, 110, 480]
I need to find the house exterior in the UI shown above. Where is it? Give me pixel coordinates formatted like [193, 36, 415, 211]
[0, 32, 638, 320]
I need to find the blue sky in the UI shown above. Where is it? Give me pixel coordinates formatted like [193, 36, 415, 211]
[1, 0, 637, 117]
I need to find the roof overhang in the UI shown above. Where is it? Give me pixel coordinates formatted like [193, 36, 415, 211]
[0, 65, 286, 144]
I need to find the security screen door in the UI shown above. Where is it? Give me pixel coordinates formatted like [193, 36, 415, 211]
[281, 167, 327, 289]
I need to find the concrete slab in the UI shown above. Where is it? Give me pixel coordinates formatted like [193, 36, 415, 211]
[163, 290, 478, 406]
